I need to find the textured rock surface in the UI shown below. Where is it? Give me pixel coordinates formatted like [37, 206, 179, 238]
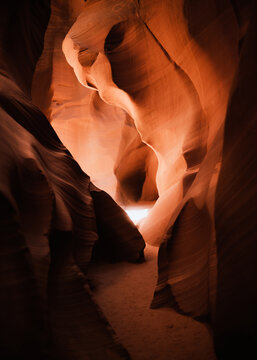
[1, 0, 256, 359]
[62, 0, 237, 322]
[62, 1, 257, 358]
[0, 1, 144, 359]
[33, 0, 155, 202]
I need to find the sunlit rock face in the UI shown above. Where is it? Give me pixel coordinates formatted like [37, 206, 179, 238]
[32, 0, 124, 198]
[62, 0, 257, 354]
[33, 0, 157, 203]
[62, 0, 239, 320]
[1, 0, 256, 358]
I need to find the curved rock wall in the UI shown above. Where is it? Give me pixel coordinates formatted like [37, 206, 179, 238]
[61, 0, 238, 321]
[0, 1, 144, 358]
[1, 0, 256, 359]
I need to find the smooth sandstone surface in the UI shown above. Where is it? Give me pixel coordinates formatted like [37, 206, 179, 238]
[0, 0, 256, 359]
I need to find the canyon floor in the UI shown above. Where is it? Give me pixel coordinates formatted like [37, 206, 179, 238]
[88, 244, 217, 360]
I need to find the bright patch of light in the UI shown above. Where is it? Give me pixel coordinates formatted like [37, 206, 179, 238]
[125, 208, 149, 225]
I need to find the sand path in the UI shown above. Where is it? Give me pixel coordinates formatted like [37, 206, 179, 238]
[89, 244, 217, 360]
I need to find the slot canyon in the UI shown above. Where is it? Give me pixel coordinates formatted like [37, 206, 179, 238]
[0, 0, 256, 359]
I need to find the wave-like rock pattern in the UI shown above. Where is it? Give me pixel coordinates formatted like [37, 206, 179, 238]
[0, 1, 144, 359]
[1, 0, 256, 358]
[32, 0, 155, 202]
[62, 0, 240, 323]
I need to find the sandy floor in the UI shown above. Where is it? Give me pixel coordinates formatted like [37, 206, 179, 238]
[88, 244, 217, 360]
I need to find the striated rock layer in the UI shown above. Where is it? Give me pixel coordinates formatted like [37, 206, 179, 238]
[1, 0, 257, 359]
[0, 1, 144, 359]
[62, 0, 257, 357]
[32, 0, 157, 202]
[62, 0, 237, 322]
